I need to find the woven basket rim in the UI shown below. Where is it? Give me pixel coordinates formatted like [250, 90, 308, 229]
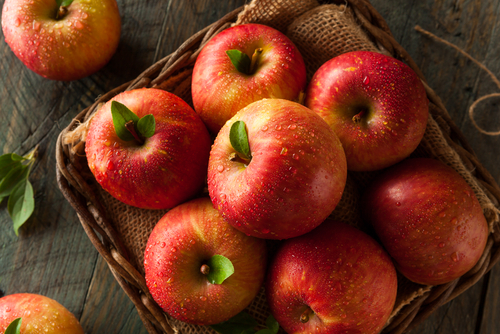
[55, 1, 500, 334]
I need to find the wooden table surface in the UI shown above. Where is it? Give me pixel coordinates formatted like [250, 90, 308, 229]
[1, 0, 500, 333]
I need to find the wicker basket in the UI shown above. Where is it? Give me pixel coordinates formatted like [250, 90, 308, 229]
[55, 1, 500, 333]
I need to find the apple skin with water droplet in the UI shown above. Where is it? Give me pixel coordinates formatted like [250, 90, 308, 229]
[266, 220, 397, 334]
[207, 98, 347, 240]
[305, 51, 429, 171]
[192, 23, 307, 134]
[362, 158, 489, 285]
[85, 88, 211, 210]
[0, 293, 84, 333]
[1, 0, 121, 81]
[144, 197, 267, 325]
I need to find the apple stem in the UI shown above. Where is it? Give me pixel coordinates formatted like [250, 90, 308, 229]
[229, 152, 251, 166]
[200, 264, 210, 276]
[56, 6, 69, 20]
[124, 120, 145, 145]
[300, 307, 314, 323]
[249, 48, 263, 74]
[352, 110, 366, 124]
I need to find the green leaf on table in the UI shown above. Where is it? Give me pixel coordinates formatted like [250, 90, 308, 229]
[211, 311, 259, 334]
[8, 179, 35, 236]
[137, 114, 156, 138]
[0, 164, 29, 198]
[111, 101, 140, 141]
[5, 317, 22, 334]
[207, 254, 234, 285]
[229, 121, 251, 160]
[56, 0, 74, 7]
[226, 50, 251, 74]
[0, 154, 24, 180]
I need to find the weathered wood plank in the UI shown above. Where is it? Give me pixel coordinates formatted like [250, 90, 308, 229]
[79, 257, 148, 334]
[478, 265, 500, 334]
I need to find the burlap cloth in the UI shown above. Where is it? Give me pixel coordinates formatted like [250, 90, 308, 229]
[64, 0, 500, 333]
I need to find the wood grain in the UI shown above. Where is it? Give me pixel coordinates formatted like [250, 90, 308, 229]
[0, 0, 499, 333]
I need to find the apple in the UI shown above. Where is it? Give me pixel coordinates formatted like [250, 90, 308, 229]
[362, 158, 489, 285]
[0, 293, 84, 333]
[207, 98, 347, 240]
[144, 197, 267, 325]
[85, 88, 211, 210]
[1, 0, 121, 81]
[192, 23, 307, 134]
[266, 220, 398, 334]
[305, 51, 429, 171]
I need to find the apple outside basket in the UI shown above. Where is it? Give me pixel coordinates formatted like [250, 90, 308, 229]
[55, 1, 500, 333]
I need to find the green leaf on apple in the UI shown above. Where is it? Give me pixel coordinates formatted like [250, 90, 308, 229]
[206, 254, 234, 285]
[111, 101, 141, 142]
[8, 179, 35, 236]
[137, 114, 156, 138]
[229, 121, 251, 160]
[56, 0, 74, 7]
[265, 315, 279, 334]
[210, 311, 258, 334]
[226, 50, 251, 74]
[4, 317, 22, 334]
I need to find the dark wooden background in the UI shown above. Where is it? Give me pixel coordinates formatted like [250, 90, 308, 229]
[1, 0, 499, 333]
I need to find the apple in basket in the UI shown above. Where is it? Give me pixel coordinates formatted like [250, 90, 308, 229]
[207, 98, 347, 240]
[85, 88, 211, 210]
[266, 220, 398, 334]
[362, 158, 489, 285]
[144, 197, 267, 325]
[0, 293, 84, 333]
[305, 51, 429, 171]
[192, 23, 307, 134]
[1, 0, 121, 81]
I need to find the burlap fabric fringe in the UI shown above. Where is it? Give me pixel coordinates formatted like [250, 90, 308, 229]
[58, 0, 500, 333]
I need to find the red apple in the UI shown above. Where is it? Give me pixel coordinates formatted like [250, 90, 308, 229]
[305, 51, 429, 171]
[192, 23, 307, 134]
[85, 88, 211, 210]
[144, 197, 267, 325]
[266, 220, 398, 334]
[362, 158, 489, 285]
[0, 293, 84, 333]
[1, 0, 121, 81]
[207, 98, 347, 240]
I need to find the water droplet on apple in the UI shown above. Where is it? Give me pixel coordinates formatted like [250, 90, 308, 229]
[438, 242, 445, 248]
[451, 252, 459, 262]
[261, 125, 268, 132]
[14, 17, 21, 26]
[395, 202, 401, 206]
[5, 306, 11, 312]
[107, 161, 115, 170]
[363, 76, 370, 85]
[75, 20, 84, 30]
[160, 242, 166, 248]
[261, 228, 270, 234]
[217, 165, 224, 172]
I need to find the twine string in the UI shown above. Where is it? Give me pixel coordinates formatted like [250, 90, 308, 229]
[415, 25, 500, 136]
